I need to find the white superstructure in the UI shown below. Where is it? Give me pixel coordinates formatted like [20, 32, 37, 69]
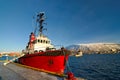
[25, 12, 55, 53]
[34, 34, 54, 51]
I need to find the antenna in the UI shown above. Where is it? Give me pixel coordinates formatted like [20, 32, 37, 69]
[36, 12, 47, 36]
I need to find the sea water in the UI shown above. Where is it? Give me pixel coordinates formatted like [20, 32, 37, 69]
[67, 54, 120, 80]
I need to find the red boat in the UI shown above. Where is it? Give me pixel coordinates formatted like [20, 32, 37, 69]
[18, 12, 71, 76]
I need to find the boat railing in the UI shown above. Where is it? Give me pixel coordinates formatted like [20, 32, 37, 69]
[54, 45, 64, 50]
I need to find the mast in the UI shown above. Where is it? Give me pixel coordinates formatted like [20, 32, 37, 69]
[36, 12, 45, 36]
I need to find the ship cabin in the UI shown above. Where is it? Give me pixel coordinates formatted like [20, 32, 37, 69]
[34, 35, 55, 52]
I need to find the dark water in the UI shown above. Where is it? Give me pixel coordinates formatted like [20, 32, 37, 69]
[67, 54, 120, 80]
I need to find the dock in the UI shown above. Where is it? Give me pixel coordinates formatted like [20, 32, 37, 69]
[0, 62, 85, 80]
[0, 62, 58, 80]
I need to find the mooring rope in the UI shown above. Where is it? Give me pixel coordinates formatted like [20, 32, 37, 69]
[62, 48, 72, 73]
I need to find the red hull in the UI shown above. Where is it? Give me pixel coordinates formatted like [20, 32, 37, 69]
[18, 50, 70, 75]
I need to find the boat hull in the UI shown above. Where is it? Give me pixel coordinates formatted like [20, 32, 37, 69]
[18, 50, 70, 75]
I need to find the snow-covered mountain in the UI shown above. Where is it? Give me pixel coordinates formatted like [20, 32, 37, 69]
[66, 43, 120, 54]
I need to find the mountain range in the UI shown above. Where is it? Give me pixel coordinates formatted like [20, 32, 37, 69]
[66, 43, 120, 54]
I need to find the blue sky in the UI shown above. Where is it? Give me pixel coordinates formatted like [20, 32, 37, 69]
[0, 0, 120, 52]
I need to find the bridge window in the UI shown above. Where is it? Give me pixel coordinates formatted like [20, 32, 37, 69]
[38, 39, 40, 42]
[41, 40, 42, 43]
[43, 40, 45, 43]
[46, 41, 48, 44]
